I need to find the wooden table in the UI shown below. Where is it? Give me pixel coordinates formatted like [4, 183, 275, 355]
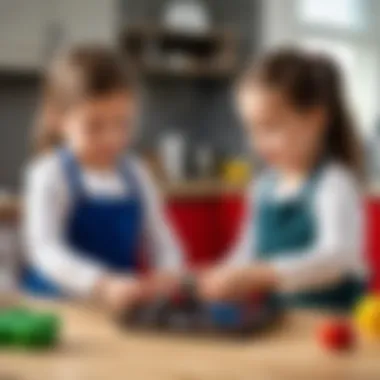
[1, 302, 380, 380]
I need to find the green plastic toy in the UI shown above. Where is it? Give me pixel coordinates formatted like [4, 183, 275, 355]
[0, 307, 60, 349]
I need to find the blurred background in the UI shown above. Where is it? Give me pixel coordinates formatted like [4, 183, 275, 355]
[2, 0, 380, 189]
[1, 0, 380, 274]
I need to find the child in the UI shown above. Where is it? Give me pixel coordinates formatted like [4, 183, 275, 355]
[23, 45, 183, 312]
[200, 48, 366, 310]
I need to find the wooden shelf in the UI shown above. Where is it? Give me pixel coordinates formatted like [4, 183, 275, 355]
[135, 62, 236, 80]
[158, 179, 247, 199]
[120, 24, 238, 80]
[0, 195, 21, 223]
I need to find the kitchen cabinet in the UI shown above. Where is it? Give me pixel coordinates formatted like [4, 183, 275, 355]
[54, 0, 117, 46]
[0, 0, 117, 70]
[0, 0, 48, 69]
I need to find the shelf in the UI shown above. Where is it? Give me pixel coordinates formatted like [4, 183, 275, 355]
[135, 63, 236, 80]
[0, 67, 41, 85]
[0, 195, 21, 223]
[158, 179, 247, 199]
[120, 24, 238, 80]
[121, 24, 235, 44]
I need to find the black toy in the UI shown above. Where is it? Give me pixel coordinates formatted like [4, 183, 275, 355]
[119, 277, 282, 337]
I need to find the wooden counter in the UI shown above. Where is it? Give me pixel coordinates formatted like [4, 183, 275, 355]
[159, 179, 246, 199]
[1, 302, 380, 380]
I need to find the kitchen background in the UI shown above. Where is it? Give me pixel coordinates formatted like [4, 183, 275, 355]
[0, 0, 262, 189]
[2, 0, 379, 189]
[1, 0, 380, 284]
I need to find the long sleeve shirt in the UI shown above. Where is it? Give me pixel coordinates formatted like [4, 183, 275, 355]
[23, 153, 184, 296]
[224, 162, 366, 293]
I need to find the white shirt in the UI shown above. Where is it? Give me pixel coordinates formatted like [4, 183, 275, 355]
[225, 162, 366, 293]
[23, 153, 184, 297]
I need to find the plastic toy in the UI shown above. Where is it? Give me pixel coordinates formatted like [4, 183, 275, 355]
[207, 302, 243, 328]
[0, 307, 60, 349]
[355, 295, 380, 339]
[317, 319, 355, 352]
[119, 280, 282, 337]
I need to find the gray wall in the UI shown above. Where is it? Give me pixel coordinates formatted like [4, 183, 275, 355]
[0, 76, 38, 189]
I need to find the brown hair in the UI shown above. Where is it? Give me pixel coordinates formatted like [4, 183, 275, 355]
[239, 47, 364, 181]
[34, 44, 135, 153]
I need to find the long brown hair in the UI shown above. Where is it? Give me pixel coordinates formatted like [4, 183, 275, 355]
[239, 47, 364, 181]
[34, 44, 135, 153]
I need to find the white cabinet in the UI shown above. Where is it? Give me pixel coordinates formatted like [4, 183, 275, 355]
[56, 0, 117, 46]
[0, 0, 49, 69]
[0, 0, 117, 70]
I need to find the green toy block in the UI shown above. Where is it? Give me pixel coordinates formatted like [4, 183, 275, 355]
[0, 307, 61, 349]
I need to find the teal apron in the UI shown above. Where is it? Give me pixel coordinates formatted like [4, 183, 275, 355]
[255, 168, 364, 311]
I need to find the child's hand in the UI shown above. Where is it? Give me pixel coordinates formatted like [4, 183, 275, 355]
[199, 264, 279, 301]
[198, 266, 246, 301]
[95, 275, 145, 314]
[146, 271, 183, 298]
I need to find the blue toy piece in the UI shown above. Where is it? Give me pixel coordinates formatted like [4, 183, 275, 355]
[207, 302, 242, 329]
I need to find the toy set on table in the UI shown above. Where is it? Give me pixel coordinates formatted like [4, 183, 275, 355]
[0, 307, 60, 349]
[119, 277, 283, 337]
[120, 275, 380, 347]
[2, 277, 380, 351]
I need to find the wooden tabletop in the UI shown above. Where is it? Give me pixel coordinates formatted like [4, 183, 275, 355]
[1, 301, 380, 380]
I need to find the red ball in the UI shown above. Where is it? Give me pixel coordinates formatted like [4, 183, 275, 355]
[317, 319, 355, 352]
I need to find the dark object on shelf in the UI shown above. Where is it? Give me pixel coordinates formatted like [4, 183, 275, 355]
[0, 67, 41, 85]
[119, 291, 282, 338]
[119, 25, 238, 80]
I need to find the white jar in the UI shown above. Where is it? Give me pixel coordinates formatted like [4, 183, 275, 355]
[159, 131, 186, 181]
[163, 0, 211, 33]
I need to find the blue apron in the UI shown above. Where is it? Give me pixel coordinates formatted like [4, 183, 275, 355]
[23, 150, 144, 297]
[255, 167, 364, 311]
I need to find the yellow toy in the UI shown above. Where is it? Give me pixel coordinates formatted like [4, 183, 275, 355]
[222, 159, 251, 186]
[355, 295, 380, 339]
